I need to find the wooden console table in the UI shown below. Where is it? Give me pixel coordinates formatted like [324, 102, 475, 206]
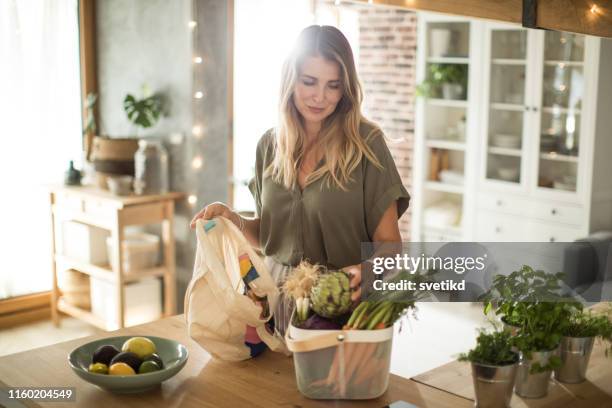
[49, 186, 185, 330]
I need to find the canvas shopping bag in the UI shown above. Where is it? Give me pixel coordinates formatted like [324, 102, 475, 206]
[184, 217, 288, 361]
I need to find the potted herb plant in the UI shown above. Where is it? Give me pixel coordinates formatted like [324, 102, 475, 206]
[416, 63, 468, 100]
[555, 306, 612, 383]
[481, 266, 580, 398]
[459, 329, 519, 408]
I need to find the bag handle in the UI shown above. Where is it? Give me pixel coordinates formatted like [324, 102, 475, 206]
[285, 331, 349, 353]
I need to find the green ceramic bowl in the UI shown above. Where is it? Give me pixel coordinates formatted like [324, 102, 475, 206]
[68, 335, 188, 393]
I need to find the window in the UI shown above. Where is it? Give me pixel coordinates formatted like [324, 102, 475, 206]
[0, 0, 82, 299]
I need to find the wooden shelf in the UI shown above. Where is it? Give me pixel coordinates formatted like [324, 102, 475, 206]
[539, 152, 579, 163]
[426, 57, 469, 64]
[488, 146, 522, 157]
[55, 255, 166, 284]
[427, 99, 468, 108]
[425, 140, 466, 151]
[424, 181, 464, 194]
[57, 298, 107, 330]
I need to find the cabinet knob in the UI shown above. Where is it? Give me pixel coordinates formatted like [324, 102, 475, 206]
[549, 237, 556, 242]
[551, 208, 557, 215]
[532, 106, 539, 112]
[496, 200, 503, 206]
[495, 226, 501, 233]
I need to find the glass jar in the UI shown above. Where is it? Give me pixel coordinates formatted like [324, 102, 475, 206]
[134, 139, 169, 195]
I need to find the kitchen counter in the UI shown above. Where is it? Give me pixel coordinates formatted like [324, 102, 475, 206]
[0, 315, 471, 408]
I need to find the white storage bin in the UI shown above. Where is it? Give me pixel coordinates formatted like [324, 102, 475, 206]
[62, 221, 109, 265]
[106, 233, 160, 273]
[90, 276, 162, 329]
[285, 318, 393, 400]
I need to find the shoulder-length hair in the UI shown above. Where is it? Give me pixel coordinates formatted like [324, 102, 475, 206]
[267, 25, 382, 191]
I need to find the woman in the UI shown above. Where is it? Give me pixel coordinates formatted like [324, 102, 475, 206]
[190, 25, 410, 336]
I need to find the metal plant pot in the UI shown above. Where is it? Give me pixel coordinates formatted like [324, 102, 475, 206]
[514, 349, 557, 399]
[554, 336, 594, 383]
[471, 361, 518, 408]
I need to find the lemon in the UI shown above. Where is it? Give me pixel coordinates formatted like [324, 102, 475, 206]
[88, 362, 108, 374]
[121, 337, 156, 360]
[108, 362, 136, 375]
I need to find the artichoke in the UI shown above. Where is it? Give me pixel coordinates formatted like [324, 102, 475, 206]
[310, 271, 352, 318]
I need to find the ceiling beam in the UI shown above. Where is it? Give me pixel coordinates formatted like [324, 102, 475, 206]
[356, 0, 612, 38]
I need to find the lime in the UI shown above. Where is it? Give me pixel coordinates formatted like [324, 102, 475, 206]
[121, 337, 156, 359]
[88, 362, 109, 374]
[138, 360, 161, 374]
[108, 362, 136, 375]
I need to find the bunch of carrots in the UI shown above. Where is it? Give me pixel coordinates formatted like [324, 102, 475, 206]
[307, 300, 412, 398]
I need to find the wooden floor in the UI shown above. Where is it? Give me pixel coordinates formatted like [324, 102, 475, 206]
[0, 316, 104, 357]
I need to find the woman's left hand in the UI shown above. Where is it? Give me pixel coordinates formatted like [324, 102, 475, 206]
[344, 264, 362, 303]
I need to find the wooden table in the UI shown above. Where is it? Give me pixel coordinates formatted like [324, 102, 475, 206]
[413, 321, 612, 407]
[0, 316, 471, 408]
[49, 186, 186, 330]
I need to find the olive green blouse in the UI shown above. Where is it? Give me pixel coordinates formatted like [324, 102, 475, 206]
[248, 122, 410, 270]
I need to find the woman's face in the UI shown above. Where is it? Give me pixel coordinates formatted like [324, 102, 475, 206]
[293, 55, 343, 130]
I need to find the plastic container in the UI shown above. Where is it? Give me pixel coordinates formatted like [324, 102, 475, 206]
[90, 276, 162, 329]
[285, 317, 393, 400]
[134, 139, 169, 195]
[106, 233, 160, 274]
[62, 221, 110, 265]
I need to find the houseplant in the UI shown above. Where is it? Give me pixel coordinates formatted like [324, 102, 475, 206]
[123, 85, 164, 136]
[554, 306, 612, 383]
[459, 329, 519, 408]
[480, 266, 580, 398]
[416, 63, 468, 100]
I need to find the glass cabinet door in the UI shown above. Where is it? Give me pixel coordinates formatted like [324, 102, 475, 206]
[484, 28, 529, 185]
[537, 31, 584, 193]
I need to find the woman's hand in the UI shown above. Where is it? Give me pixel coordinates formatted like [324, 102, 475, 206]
[189, 201, 237, 229]
[344, 264, 362, 303]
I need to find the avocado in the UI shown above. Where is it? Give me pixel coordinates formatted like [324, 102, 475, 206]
[92, 345, 120, 366]
[144, 353, 164, 369]
[110, 351, 142, 372]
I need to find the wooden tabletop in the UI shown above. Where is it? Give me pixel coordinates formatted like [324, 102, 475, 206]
[413, 323, 612, 407]
[49, 185, 186, 208]
[0, 315, 472, 408]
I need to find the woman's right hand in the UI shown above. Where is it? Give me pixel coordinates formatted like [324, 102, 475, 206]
[189, 201, 236, 229]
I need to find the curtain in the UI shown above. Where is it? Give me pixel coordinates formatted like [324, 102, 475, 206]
[0, 0, 82, 299]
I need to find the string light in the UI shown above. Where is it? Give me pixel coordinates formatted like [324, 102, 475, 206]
[590, 4, 600, 14]
[192, 125, 202, 137]
[188, 195, 197, 205]
[193, 56, 203, 64]
[368, 0, 374, 4]
[194, 91, 204, 99]
[334, 0, 341, 5]
[191, 156, 203, 169]
[188, 20, 197, 29]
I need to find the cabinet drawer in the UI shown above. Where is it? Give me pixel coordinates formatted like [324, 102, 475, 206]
[54, 193, 115, 225]
[477, 193, 583, 226]
[475, 211, 583, 242]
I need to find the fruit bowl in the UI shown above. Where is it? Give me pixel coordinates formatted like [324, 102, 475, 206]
[68, 336, 188, 393]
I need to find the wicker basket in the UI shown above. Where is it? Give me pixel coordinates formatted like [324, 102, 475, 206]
[58, 269, 91, 310]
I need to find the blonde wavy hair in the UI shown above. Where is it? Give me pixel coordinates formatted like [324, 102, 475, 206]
[266, 25, 382, 191]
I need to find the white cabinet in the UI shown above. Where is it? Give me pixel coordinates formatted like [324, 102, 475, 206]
[413, 13, 612, 242]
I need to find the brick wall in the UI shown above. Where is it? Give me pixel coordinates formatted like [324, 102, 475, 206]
[357, 8, 417, 241]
